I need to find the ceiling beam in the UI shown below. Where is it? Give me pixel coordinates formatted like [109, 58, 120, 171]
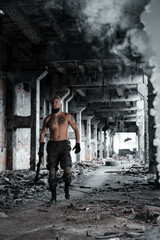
[88, 101, 137, 109]
[70, 84, 137, 89]
[76, 89, 86, 97]
[50, 62, 66, 74]
[88, 106, 138, 112]
[86, 94, 138, 103]
[95, 111, 137, 118]
[41, 8, 66, 42]
[0, 0, 42, 8]
[3, 7, 42, 45]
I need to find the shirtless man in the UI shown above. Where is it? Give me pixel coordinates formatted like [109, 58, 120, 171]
[39, 96, 80, 203]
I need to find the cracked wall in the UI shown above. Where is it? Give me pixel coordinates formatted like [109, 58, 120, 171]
[13, 128, 31, 170]
[15, 83, 31, 116]
[12, 83, 31, 170]
[0, 78, 6, 170]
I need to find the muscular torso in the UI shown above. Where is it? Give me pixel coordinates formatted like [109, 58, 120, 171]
[46, 112, 69, 141]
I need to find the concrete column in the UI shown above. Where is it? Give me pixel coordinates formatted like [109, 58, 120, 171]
[76, 107, 86, 162]
[86, 115, 94, 160]
[103, 130, 107, 158]
[92, 120, 100, 159]
[0, 78, 7, 171]
[108, 133, 112, 157]
[107, 130, 110, 157]
[65, 91, 74, 113]
[99, 125, 103, 159]
[30, 70, 48, 170]
[30, 78, 36, 170]
[148, 80, 157, 173]
[112, 134, 115, 154]
[109, 133, 115, 157]
[61, 89, 70, 112]
[6, 80, 14, 170]
[137, 130, 141, 160]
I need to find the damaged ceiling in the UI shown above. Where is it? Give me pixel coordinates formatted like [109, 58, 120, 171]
[0, 0, 153, 132]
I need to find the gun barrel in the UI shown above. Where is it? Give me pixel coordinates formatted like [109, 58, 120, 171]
[35, 156, 42, 183]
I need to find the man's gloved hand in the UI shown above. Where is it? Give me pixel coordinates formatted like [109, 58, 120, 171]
[38, 142, 45, 158]
[73, 143, 81, 154]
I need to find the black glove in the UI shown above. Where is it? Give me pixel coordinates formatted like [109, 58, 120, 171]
[38, 142, 45, 158]
[73, 143, 81, 154]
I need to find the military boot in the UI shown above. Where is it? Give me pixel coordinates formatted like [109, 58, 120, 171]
[48, 178, 57, 203]
[63, 176, 71, 200]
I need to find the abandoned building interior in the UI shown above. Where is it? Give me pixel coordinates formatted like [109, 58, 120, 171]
[0, 0, 160, 239]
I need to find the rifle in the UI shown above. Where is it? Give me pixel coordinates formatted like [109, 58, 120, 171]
[34, 154, 42, 187]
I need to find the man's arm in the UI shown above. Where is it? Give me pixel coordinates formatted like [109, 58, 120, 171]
[68, 114, 80, 143]
[35, 118, 48, 183]
[40, 117, 48, 143]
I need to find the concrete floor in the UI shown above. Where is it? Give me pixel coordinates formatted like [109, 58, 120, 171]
[0, 162, 160, 240]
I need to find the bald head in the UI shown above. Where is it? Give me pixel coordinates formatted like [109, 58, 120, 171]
[52, 96, 61, 104]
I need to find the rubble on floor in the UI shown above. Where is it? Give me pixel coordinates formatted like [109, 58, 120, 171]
[0, 162, 99, 211]
[0, 161, 160, 240]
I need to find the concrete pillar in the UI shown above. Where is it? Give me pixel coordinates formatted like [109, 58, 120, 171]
[92, 120, 100, 159]
[108, 133, 112, 157]
[99, 125, 103, 159]
[31, 70, 48, 170]
[65, 92, 74, 113]
[7, 130, 13, 169]
[30, 79, 37, 170]
[40, 99, 48, 166]
[76, 107, 86, 162]
[148, 80, 157, 173]
[112, 134, 115, 154]
[103, 130, 107, 158]
[65, 91, 74, 113]
[111, 134, 114, 156]
[86, 115, 94, 161]
[107, 130, 111, 157]
[137, 130, 141, 160]
[6, 80, 14, 170]
[61, 89, 70, 112]
[0, 78, 7, 171]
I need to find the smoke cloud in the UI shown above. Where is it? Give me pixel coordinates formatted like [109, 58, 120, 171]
[44, 0, 151, 64]
[141, 0, 160, 180]
[82, 0, 127, 32]
[82, 0, 151, 63]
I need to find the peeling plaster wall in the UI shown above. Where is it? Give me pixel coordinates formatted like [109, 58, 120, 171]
[13, 128, 31, 170]
[13, 83, 31, 169]
[0, 78, 6, 171]
[15, 83, 31, 116]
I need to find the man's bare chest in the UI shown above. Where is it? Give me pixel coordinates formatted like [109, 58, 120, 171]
[47, 115, 67, 128]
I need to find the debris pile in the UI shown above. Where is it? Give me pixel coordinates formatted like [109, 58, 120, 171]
[0, 162, 99, 210]
[124, 163, 148, 174]
[0, 170, 48, 210]
[0, 163, 160, 239]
